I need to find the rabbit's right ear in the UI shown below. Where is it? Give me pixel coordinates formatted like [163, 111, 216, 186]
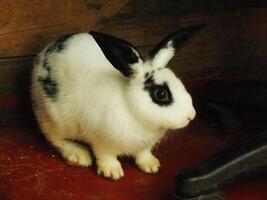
[149, 23, 206, 69]
[90, 31, 143, 78]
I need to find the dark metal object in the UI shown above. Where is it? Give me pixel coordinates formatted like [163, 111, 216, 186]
[174, 191, 225, 200]
[174, 80, 267, 200]
[174, 131, 267, 200]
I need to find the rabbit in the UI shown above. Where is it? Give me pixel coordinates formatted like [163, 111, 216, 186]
[31, 23, 204, 180]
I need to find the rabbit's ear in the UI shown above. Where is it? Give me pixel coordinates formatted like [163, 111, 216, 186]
[90, 31, 143, 78]
[149, 23, 206, 69]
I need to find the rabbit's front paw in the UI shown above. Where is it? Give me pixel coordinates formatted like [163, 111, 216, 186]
[58, 141, 93, 167]
[135, 151, 160, 174]
[97, 157, 124, 181]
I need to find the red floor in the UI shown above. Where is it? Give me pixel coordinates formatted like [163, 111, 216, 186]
[1, 78, 267, 200]
[1, 116, 267, 200]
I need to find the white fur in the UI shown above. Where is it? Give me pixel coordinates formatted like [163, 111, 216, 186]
[31, 32, 196, 180]
[151, 41, 175, 69]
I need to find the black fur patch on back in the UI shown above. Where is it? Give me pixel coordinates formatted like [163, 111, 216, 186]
[38, 76, 58, 100]
[43, 59, 51, 72]
[46, 33, 75, 53]
[144, 76, 173, 106]
[37, 34, 75, 100]
[38, 57, 59, 101]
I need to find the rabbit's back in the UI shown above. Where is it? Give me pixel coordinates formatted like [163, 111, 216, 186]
[31, 32, 157, 149]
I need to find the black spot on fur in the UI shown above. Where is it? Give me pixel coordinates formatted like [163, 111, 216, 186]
[39, 55, 59, 100]
[43, 58, 51, 72]
[38, 76, 58, 100]
[144, 71, 155, 79]
[144, 76, 173, 106]
[38, 34, 74, 100]
[46, 33, 75, 53]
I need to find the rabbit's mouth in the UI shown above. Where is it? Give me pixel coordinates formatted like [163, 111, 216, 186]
[187, 117, 193, 122]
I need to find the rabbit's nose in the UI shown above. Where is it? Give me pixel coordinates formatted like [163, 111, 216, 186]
[188, 109, 196, 121]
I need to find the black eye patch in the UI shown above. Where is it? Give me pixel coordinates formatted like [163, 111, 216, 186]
[144, 76, 173, 106]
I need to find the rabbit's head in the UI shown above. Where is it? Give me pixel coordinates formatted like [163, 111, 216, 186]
[90, 24, 205, 130]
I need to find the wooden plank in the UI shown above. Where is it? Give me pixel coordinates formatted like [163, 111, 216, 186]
[1, 0, 267, 58]
[0, 0, 128, 57]
[102, 13, 211, 47]
[0, 0, 267, 57]
[95, 0, 129, 24]
[103, 7, 267, 48]
[120, 0, 267, 16]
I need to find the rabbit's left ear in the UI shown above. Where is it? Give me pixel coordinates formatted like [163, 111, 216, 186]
[149, 23, 206, 69]
[90, 31, 143, 78]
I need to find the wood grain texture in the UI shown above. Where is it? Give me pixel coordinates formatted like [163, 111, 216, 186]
[103, 6, 267, 46]
[102, 4, 267, 77]
[1, 0, 267, 58]
[0, 0, 128, 57]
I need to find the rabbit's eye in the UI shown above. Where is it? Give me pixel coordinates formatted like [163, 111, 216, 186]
[144, 78, 173, 106]
[154, 89, 168, 101]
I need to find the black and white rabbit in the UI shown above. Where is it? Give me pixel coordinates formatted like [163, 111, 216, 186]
[31, 24, 204, 180]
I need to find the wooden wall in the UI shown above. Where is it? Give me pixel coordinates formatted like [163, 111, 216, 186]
[102, 0, 267, 78]
[1, 0, 267, 120]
